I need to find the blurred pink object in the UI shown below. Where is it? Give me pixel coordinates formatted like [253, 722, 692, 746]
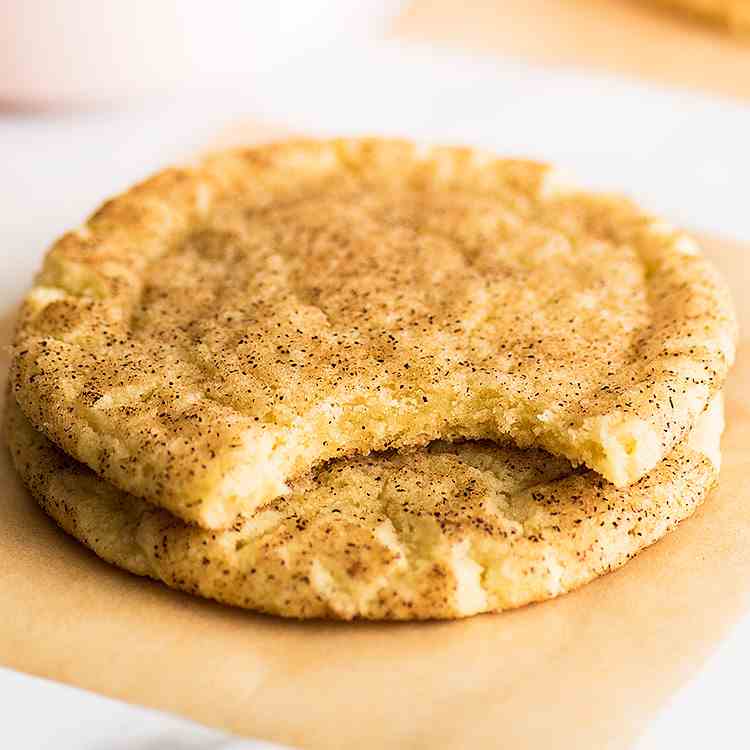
[0, 0, 405, 108]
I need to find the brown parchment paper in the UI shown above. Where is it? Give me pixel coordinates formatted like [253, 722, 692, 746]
[393, 0, 750, 101]
[1, 133, 749, 749]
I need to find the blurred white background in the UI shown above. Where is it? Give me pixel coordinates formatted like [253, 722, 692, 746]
[0, 0, 405, 105]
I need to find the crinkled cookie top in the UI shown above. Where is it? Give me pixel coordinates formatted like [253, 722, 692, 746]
[12, 139, 736, 528]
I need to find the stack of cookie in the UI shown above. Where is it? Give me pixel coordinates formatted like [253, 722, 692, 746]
[5, 139, 737, 620]
[651, 0, 750, 34]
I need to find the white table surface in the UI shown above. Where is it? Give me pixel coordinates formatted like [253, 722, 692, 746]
[2, 40, 749, 749]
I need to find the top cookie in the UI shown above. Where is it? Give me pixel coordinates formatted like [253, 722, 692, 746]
[11, 139, 736, 529]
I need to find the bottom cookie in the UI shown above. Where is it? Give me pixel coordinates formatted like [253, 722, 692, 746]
[5, 395, 723, 620]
